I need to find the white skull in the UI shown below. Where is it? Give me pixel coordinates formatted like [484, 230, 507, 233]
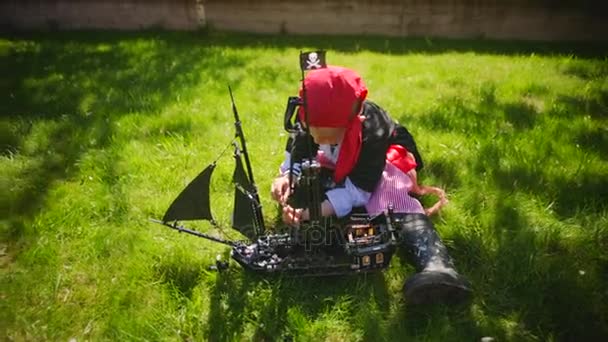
[306, 52, 321, 69]
[308, 52, 318, 63]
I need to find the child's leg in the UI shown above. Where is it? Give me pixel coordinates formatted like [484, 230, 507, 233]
[397, 213, 471, 305]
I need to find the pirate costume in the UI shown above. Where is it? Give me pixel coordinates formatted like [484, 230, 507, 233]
[281, 66, 471, 305]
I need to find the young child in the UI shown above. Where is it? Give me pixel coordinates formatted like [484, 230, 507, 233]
[271, 66, 445, 223]
[271, 66, 471, 305]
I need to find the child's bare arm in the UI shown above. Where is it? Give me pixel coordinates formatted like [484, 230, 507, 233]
[407, 166, 449, 216]
[417, 185, 449, 216]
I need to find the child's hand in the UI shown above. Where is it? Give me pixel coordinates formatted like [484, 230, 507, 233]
[271, 175, 291, 204]
[282, 205, 306, 226]
[419, 185, 449, 216]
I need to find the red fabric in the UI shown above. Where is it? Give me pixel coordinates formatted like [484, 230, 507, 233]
[297, 66, 368, 183]
[386, 144, 417, 174]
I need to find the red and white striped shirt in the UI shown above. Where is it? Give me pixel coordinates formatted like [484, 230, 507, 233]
[365, 162, 425, 215]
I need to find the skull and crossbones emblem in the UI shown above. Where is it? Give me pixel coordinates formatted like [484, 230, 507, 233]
[305, 52, 322, 69]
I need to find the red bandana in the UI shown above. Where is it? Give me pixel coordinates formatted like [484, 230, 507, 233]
[298, 66, 368, 183]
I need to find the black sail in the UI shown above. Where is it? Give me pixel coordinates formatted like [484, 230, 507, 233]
[162, 164, 215, 222]
[232, 154, 260, 240]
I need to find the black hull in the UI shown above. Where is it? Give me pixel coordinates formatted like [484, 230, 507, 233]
[229, 230, 397, 277]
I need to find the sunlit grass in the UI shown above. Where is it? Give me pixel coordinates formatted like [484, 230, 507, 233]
[1, 31, 607, 341]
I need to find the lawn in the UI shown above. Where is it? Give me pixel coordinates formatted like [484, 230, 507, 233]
[1, 30, 607, 341]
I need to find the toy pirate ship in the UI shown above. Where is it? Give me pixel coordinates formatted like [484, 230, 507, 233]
[151, 52, 473, 306]
[151, 51, 402, 276]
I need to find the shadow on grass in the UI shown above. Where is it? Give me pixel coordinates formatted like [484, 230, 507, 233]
[3, 31, 605, 238]
[560, 57, 608, 80]
[441, 107, 607, 339]
[416, 80, 607, 217]
[575, 126, 608, 160]
[409, 77, 608, 339]
[502, 102, 539, 130]
[196, 221, 604, 341]
[424, 156, 462, 189]
[416, 85, 545, 135]
[204, 268, 393, 341]
[470, 136, 608, 219]
[553, 93, 608, 120]
[1, 31, 248, 243]
[493, 166, 608, 218]
[155, 257, 204, 299]
[450, 195, 608, 340]
[152, 30, 607, 58]
[199, 255, 491, 341]
[3, 30, 607, 340]
[2, 30, 606, 70]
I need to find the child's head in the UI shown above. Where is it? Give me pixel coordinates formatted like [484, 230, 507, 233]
[298, 66, 368, 145]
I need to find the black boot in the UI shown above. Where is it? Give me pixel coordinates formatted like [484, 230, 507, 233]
[397, 214, 471, 305]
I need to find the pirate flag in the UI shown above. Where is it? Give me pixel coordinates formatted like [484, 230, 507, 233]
[300, 51, 327, 71]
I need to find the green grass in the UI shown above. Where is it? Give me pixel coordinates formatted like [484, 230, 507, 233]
[1, 30, 607, 341]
